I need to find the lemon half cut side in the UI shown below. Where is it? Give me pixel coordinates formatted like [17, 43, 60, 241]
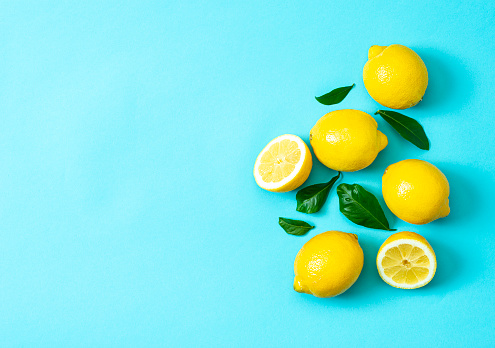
[253, 134, 312, 192]
[377, 232, 436, 289]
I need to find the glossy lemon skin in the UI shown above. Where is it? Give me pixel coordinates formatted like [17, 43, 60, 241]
[293, 231, 364, 298]
[376, 231, 437, 289]
[310, 109, 388, 172]
[363, 44, 428, 109]
[382, 159, 450, 225]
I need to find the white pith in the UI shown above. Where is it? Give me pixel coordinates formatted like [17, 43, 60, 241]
[253, 134, 307, 190]
[377, 239, 436, 289]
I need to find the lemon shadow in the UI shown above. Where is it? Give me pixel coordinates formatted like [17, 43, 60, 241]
[419, 164, 484, 290]
[419, 237, 464, 292]
[295, 236, 387, 307]
[335, 236, 383, 299]
[433, 162, 481, 226]
[395, 163, 483, 293]
[414, 48, 475, 112]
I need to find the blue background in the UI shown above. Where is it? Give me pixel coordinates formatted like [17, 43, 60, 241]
[0, 1, 494, 346]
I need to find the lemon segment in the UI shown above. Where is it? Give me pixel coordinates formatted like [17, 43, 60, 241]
[376, 231, 436, 289]
[254, 134, 312, 192]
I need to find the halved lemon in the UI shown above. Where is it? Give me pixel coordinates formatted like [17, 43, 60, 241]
[253, 134, 312, 192]
[376, 231, 436, 289]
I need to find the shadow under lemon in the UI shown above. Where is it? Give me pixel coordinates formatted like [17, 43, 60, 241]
[417, 163, 486, 291]
[294, 236, 384, 307]
[415, 48, 474, 112]
[334, 236, 384, 299]
[434, 163, 480, 226]
[296, 164, 485, 304]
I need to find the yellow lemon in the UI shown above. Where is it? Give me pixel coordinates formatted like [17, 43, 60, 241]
[293, 231, 363, 298]
[382, 159, 450, 225]
[377, 231, 436, 289]
[253, 134, 312, 192]
[310, 109, 388, 172]
[363, 44, 428, 109]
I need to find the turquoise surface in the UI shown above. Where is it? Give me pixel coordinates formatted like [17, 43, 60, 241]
[1, 1, 494, 346]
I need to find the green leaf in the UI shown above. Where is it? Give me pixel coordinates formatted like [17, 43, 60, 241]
[279, 217, 314, 236]
[375, 110, 430, 150]
[336, 183, 395, 231]
[296, 172, 341, 214]
[315, 84, 355, 105]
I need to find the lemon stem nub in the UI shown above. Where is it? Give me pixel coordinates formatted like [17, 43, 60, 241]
[438, 199, 450, 218]
[293, 276, 309, 294]
[378, 131, 388, 151]
[368, 45, 387, 60]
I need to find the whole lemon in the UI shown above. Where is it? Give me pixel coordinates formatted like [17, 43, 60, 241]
[363, 44, 428, 109]
[382, 159, 450, 225]
[293, 231, 364, 298]
[310, 109, 388, 172]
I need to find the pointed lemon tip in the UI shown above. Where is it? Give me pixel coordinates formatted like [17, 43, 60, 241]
[368, 45, 387, 60]
[378, 130, 388, 151]
[439, 199, 450, 218]
[293, 276, 309, 294]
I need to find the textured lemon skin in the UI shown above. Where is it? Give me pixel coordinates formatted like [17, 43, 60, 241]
[376, 231, 437, 289]
[310, 109, 388, 172]
[253, 135, 312, 193]
[293, 231, 364, 298]
[382, 159, 450, 225]
[363, 44, 428, 110]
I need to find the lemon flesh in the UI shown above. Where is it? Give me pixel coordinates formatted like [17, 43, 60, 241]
[377, 231, 436, 289]
[253, 134, 312, 192]
[294, 231, 363, 298]
[363, 44, 428, 110]
[310, 109, 388, 172]
[382, 159, 450, 225]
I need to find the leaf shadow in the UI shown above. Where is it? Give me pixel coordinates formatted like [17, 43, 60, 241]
[365, 116, 425, 174]
[297, 163, 485, 307]
[293, 141, 342, 217]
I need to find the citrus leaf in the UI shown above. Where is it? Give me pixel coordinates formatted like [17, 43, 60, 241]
[296, 172, 341, 214]
[336, 183, 395, 231]
[315, 84, 355, 105]
[375, 110, 430, 150]
[278, 217, 314, 236]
